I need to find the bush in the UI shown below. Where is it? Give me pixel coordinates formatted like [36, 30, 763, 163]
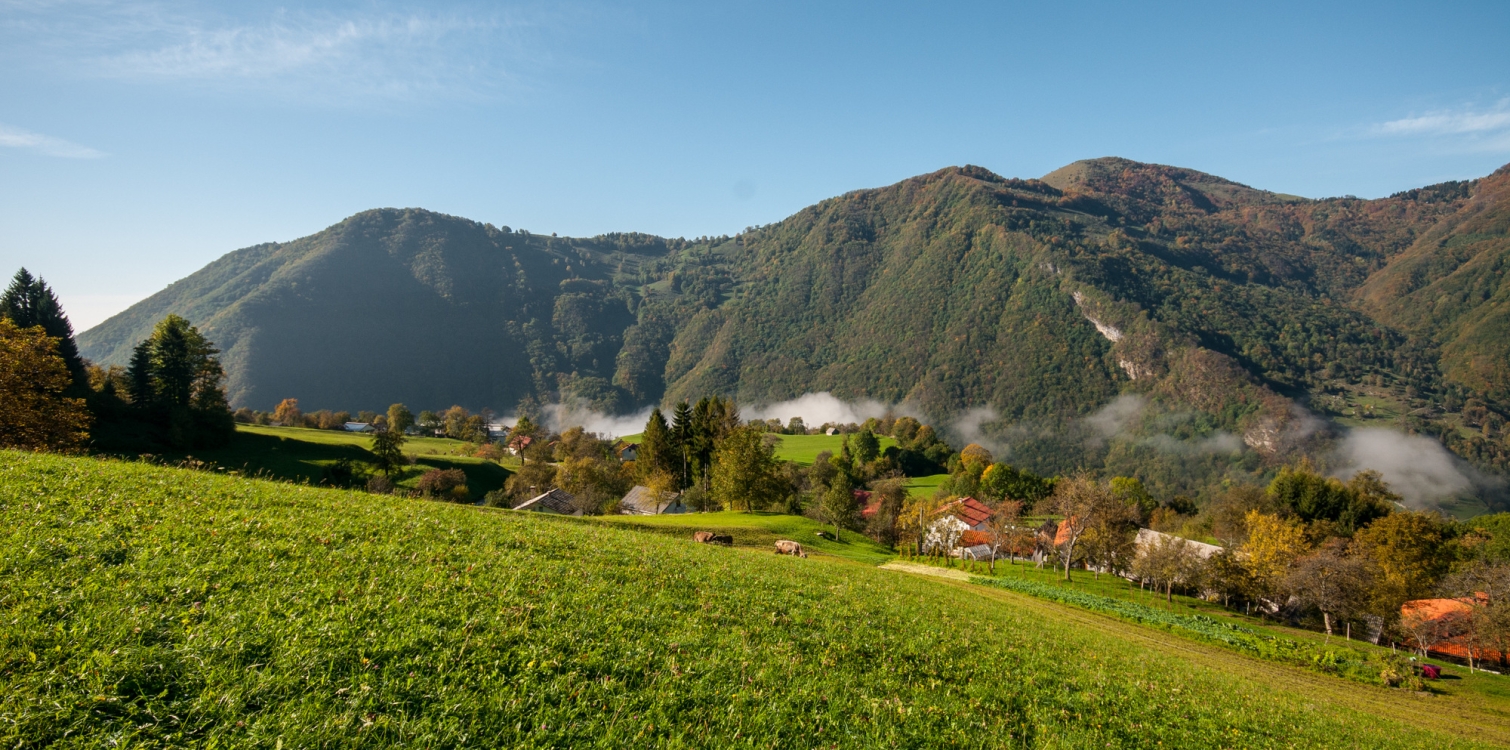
[418, 468, 468, 500]
[482, 489, 511, 508]
[366, 474, 395, 494]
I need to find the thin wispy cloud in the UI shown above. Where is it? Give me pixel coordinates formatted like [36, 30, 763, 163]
[0, 123, 104, 158]
[1, 2, 565, 105]
[1369, 100, 1510, 152]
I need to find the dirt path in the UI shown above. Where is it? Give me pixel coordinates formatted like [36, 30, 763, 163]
[880, 561, 1510, 747]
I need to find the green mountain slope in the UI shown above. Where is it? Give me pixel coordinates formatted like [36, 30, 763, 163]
[1359, 165, 1510, 405]
[1, 451, 1499, 747]
[78, 159, 1510, 486]
[82, 209, 674, 412]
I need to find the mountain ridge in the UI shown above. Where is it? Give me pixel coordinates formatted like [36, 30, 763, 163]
[78, 157, 1510, 499]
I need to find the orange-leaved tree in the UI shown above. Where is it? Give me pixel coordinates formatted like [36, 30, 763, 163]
[0, 318, 91, 452]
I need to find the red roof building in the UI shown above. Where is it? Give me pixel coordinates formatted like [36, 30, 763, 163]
[1401, 594, 1503, 664]
[942, 497, 992, 531]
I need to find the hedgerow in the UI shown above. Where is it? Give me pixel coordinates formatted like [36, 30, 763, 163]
[971, 574, 1404, 685]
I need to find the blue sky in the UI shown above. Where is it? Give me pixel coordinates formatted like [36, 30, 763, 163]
[2, 1, 1508, 331]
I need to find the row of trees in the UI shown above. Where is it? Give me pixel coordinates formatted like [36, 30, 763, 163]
[900, 459, 1510, 665]
[2, 269, 234, 453]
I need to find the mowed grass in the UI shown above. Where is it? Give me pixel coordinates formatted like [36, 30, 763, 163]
[160, 424, 514, 498]
[618, 432, 898, 467]
[590, 511, 895, 565]
[0, 451, 1497, 749]
[903, 472, 949, 498]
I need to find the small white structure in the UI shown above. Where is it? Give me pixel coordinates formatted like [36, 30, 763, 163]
[619, 485, 687, 515]
[343, 422, 373, 432]
[612, 440, 639, 462]
[513, 488, 580, 516]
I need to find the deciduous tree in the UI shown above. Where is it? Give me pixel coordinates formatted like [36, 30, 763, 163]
[387, 403, 414, 434]
[273, 398, 302, 427]
[709, 425, 784, 511]
[1240, 511, 1310, 603]
[1284, 543, 1372, 635]
[0, 319, 90, 451]
[370, 425, 407, 476]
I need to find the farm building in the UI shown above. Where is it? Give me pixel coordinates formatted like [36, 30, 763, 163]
[508, 434, 533, 456]
[513, 488, 579, 516]
[924, 497, 994, 556]
[612, 440, 638, 462]
[1401, 594, 1504, 665]
[342, 422, 373, 432]
[619, 485, 687, 515]
[1133, 528, 1223, 560]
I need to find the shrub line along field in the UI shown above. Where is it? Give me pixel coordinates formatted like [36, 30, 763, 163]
[2, 450, 1504, 748]
[882, 564, 1510, 747]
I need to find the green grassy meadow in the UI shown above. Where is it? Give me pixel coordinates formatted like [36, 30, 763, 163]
[903, 472, 949, 498]
[590, 511, 894, 565]
[619, 432, 898, 467]
[3, 451, 1507, 747]
[159, 424, 514, 499]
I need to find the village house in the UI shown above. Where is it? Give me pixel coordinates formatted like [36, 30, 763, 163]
[612, 440, 639, 462]
[925, 497, 994, 557]
[512, 488, 579, 516]
[508, 433, 533, 456]
[619, 485, 687, 515]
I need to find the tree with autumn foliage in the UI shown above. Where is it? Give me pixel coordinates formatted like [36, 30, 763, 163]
[1239, 511, 1310, 604]
[0, 318, 91, 452]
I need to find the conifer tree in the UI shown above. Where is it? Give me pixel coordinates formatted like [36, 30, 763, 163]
[670, 400, 693, 486]
[1, 268, 85, 389]
[640, 407, 675, 480]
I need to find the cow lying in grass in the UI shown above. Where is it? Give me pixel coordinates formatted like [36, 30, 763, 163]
[774, 540, 807, 558]
[692, 531, 733, 546]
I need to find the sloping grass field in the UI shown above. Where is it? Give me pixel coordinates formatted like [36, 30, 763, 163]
[590, 511, 895, 565]
[160, 424, 514, 498]
[1, 450, 1504, 747]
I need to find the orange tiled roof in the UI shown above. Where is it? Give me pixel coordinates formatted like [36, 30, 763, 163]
[944, 497, 992, 528]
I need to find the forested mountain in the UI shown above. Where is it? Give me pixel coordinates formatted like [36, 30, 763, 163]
[79, 158, 1510, 499]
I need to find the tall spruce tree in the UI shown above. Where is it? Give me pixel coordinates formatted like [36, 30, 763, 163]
[670, 400, 693, 487]
[1, 268, 85, 390]
[640, 407, 676, 481]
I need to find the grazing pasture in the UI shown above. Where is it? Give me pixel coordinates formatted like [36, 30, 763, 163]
[0, 451, 1500, 748]
[152, 424, 513, 498]
[619, 432, 898, 467]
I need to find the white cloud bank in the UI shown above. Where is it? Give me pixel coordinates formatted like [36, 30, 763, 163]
[1329, 427, 1500, 509]
[0, 123, 103, 158]
[742, 392, 901, 427]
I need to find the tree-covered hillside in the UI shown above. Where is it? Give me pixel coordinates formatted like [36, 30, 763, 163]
[78, 158, 1510, 494]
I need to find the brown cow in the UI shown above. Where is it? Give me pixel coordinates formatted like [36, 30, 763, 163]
[693, 531, 733, 546]
[774, 540, 808, 558]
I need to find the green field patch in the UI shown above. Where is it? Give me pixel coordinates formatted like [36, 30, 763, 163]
[589, 511, 895, 565]
[617, 432, 898, 467]
[160, 424, 513, 498]
[903, 472, 948, 497]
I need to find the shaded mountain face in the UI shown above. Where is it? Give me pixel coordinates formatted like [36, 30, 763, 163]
[80, 209, 675, 413]
[80, 158, 1510, 495]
